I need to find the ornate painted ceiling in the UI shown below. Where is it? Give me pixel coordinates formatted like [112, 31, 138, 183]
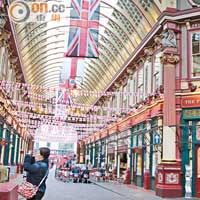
[12, 0, 162, 105]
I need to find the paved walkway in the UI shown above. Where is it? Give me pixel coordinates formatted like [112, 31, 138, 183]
[42, 168, 192, 200]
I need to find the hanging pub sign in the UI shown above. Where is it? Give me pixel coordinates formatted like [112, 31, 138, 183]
[154, 132, 161, 144]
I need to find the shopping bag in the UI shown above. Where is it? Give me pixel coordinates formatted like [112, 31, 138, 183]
[17, 181, 38, 199]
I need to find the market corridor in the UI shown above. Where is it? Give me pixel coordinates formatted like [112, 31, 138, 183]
[41, 168, 183, 200]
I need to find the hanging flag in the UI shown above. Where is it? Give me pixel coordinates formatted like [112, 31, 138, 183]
[58, 80, 69, 103]
[64, 0, 100, 58]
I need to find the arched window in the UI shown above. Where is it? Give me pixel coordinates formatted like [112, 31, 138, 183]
[138, 67, 144, 101]
[192, 32, 200, 78]
[153, 52, 162, 91]
[144, 60, 152, 97]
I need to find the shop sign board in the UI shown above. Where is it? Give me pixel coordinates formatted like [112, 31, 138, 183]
[181, 96, 200, 108]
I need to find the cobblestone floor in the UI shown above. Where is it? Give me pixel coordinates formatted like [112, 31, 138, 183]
[42, 169, 195, 200]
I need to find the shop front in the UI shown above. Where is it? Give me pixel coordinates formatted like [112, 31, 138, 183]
[117, 129, 130, 181]
[181, 95, 200, 197]
[131, 124, 145, 187]
[107, 133, 116, 173]
[149, 117, 163, 190]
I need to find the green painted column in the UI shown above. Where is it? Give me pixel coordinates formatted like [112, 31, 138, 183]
[90, 144, 93, 165]
[4, 125, 11, 165]
[135, 125, 139, 186]
[11, 131, 16, 165]
[150, 123, 153, 189]
[181, 120, 189, 196]
[192, 121, 196, 197]
[141, 122, 145, 187]
[16, 134, 20, 165]
[99, 140, 103, 167]
[130, 127, 134, 184]
[94, 142, 98, 168]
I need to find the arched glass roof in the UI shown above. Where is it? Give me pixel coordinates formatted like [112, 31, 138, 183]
[13, 0, 162, 104]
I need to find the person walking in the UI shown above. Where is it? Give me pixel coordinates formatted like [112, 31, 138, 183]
[23, 147, 50, 200]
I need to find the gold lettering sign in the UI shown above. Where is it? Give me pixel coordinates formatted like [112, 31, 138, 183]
[184, 109, 200, 117]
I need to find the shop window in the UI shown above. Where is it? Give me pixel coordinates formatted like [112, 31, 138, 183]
[138, 134, 142, 147]
[133, 134, 137, 147]
[192, 32, 200, 78]
[152, 153, 158, 177]
[126, 81, 130, 107]
[153, 52, 162, 91]
[137, 154, 142, 175]
[130, 73, 137, 105]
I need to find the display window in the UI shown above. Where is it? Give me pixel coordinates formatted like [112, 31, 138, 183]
[191, 32, 200, 78]
[137, 153, 142, 175]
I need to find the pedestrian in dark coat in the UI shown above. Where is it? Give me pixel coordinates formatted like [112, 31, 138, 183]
[23, 147, 50, 200]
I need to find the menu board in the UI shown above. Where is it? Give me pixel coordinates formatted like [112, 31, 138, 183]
[0, 166, 9, 183]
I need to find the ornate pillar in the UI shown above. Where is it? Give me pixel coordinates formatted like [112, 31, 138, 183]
[156, 27, 182, 197]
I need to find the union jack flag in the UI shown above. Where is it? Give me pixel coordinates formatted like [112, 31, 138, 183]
[64, 0, 100, 58]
